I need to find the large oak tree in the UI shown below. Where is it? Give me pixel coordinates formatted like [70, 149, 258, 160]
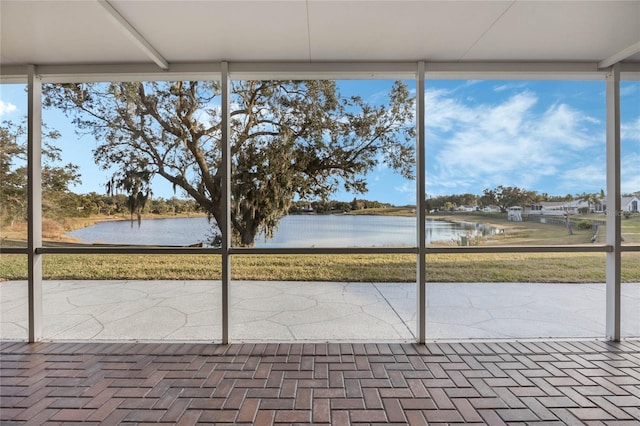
[45, 80, 415, 246]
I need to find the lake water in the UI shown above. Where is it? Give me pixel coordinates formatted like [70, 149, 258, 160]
[65, 215, 495, 247]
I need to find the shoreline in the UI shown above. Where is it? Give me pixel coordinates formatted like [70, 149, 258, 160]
[1, 212, 209, 246]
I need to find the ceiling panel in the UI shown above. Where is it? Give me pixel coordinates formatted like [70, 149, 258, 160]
[465, 1, 640, 61]
[308, 1, 512, 61]
[0, 0, 147, 65]
[111, 0, 310, 62]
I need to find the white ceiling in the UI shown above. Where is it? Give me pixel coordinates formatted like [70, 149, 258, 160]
[1, 1, 639, 77]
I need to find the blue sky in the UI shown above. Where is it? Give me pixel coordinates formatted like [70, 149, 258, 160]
[1, 79, 638, 206]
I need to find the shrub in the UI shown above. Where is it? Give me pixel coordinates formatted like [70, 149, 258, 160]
[454, 232, 484, 246]
[576, 220, 592, 230]
[42, 219, 65, 239]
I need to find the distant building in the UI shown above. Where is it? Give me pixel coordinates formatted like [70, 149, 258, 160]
[526, 195, 639, 216]
[526, 199, 589, 216]
[628, 196, 640, 212]
[455, 205, 476, 212]
[600, 195, 640, 213]
[507, 206, 523, 221]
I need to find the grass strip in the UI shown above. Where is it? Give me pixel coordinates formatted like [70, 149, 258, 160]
[1, 252, 638, 282]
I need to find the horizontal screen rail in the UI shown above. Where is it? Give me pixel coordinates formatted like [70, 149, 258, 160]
[229, 247, 418, 255]
[35, 246, 223, 255]
[1, 245, 623, 256]
[0, 248, 28, 255]
[425, 245, 612, 254]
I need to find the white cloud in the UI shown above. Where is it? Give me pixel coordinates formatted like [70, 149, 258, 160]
[393, 182, 416, 203]
[394, 182, 414, 193]
[367, 89, 392, 104]
[620, 83, 638, 98]
[622, 153, 640, 194]
[559, 164, 606, 190]
[425, 89, 601, 194]
[622, 117, 640, 142]
[425, 88, 478, 133]
[481, 92, 536, 136]
[536, 103, 596, 149]
[493, 82, 528, 93]
[0, 100, 17, 116]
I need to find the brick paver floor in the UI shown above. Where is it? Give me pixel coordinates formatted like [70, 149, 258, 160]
[1, 340, 639, 425]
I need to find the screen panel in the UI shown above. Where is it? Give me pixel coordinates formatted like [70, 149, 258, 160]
[230, 79, 417, 249]
[622, 253, 640, 339]
[41, 254, 222, 341]
[426, 252, 607, 340]
[230, 254, 416, 341]
[1, 84, 28, 249]
[41, 80, 220, 248]
[0, 255, 28, 341]
[425, 80, 607, 247]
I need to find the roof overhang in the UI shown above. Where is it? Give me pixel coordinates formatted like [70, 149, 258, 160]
[1, 0, 639, 83]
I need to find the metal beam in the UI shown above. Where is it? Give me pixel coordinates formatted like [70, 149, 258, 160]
[599, 41, 640, 69]
[619, 62, 640, 78]
[0, 65, 28, 84]
[424, 62, 604, 80]
[4, 61, 633, 84]
[27, 65, 43, 343]
[605, 64, 622, 341]
[228, 62, 416, 80]
[221, 61, 231, 344]
[24, 244, 613, 256]
[33, 63, 222, 83]
[416, 61, 426, 344]
[96, 0, 169, 70]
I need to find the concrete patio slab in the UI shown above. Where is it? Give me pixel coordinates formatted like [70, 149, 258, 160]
[1, 280, 638, 341]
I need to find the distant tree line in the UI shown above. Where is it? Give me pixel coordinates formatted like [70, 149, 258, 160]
[62, 193, 202, 218]
[289, 198, 392, 214]
[426, 186, 617, 213]
[426, 193, 479, 213]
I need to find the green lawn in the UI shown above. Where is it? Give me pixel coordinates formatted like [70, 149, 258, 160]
[1, 252, 639, 282]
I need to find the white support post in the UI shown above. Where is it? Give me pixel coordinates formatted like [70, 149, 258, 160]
[605, 64, 621, 341]
[27, 65, 43, 342]
[416, 61, 426, 343]
[221, 62, 231, 344]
